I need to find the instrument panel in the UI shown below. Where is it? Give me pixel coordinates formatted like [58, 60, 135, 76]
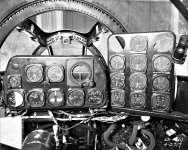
[4, 56, 107, 110]
[108, 31, 175, 113]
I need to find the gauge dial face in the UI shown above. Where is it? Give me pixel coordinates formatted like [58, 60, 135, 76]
[111, 73, 125, 89]
[71, 62, 92, 84]
[9, 76, 21, 88]
[153, 34, 174, 52]
[130, 93, 146, 108]
[26, 65, 43, 82]
[153, 56, 171, 72]
[152, 94, 170, 111]
[7, 91, 23, 107]
[111, 90, 125, 107]
[47, 65, 64, 82]
[130, 35, 147, 52]
[49, 91, 64, 106]
[67, 89, 84, 106]
[130, 73, 147, 90]
[110, 55, 125, 70]
[28, 91, 45, 107]
[88, 89, 103, 105]
[153, 76, 170, 91]
[130, 55, 147, 71]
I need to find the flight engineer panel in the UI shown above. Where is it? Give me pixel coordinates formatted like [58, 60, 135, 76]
[108, 31, 175, 113]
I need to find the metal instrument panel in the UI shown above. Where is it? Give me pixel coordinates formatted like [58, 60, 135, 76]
[3, 56, 108, 110]
[108, 31, 175, 113]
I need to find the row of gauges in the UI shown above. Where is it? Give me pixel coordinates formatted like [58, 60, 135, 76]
[111, 72, 170, 91]
[6, 88, 103, 108]
[111, 34, 173, 53]
[110, 54, 171, 72]
[26, 64, 64, 82]
[8, 62, 93, 89]
[111, 90, 170, 111]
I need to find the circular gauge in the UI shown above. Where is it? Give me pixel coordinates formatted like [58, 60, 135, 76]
[130, 93, 146, 108]
[26, 65, 43, 82]
[7, 91, 23, 107]
[111, 90, 125, 107]
[111, 73, 125, 89]
[152, 94, 170, 111]
[153, 34, 174, 52]
[27, 90, 45, 107]
[110, 55, 125, 70]
[153, 76, 170, 91]
[48, 91, 64, 106]
[9, 76, 21, 88]
[67, 89, 85, 106]
[47, 65, 64, 82]
[130, 55, 147, 71]
[130, 35, 147, 52]
[153, 56, 171, 72]
[130, 73, 147, 90]
[88, 89, 103, 105]
[70, 62, 92, 84]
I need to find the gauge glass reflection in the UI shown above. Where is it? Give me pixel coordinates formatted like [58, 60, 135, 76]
[111, 90, 125, 107]
[130, 55, 147, 71]
[130, 93, 146, 108]
[152, 94, 170, 111]
[49, 91, 64, 106]
[9, 76, 21, 88]
[130, 35, 147, 52]
[153, 33, 174, 52]
[88, 89, 103, 105]
[67, 89, 84, 106]
[28, 91, 45, 107]
[26, 65, 43, 82]
[111, 73, 125, 89]
[71, 62, 92, 84]
[153, 76, 170, 91]
[130, 73, 147, 90]
[110, 55, 125, 70]
[47, 65, 64, 82]
[153, 56, 171, 72]
[7, 91, 23, 107]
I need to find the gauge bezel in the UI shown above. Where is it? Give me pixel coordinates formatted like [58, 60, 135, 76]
[6, 89, 24, 108]
[8, 74, 22, 89]
[130, 54, 147, 72]
[87, 88, 104, 106]
[130, 92, 146, 109]
[153, 55, 172, 72]
[152, 75, 170, 92]
[109, 54, 125, 71]
[151, 93, 170, 112]
[110, 72, 125, 89]
[70, 61, 92, 86]
[25, 64, 43, 82]
[48, 88, 65, 106]
[111, 89, 125, 107]
[153, 33, 174, 53]
[130, 35, 148, 52]
[129, 73, 147, 90]
[46, 64, 64, 82]
[67, 88, 85, 107]
[27, 89, 45, 107]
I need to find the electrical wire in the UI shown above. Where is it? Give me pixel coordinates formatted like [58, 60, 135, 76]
[59, 117, 92, 131]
